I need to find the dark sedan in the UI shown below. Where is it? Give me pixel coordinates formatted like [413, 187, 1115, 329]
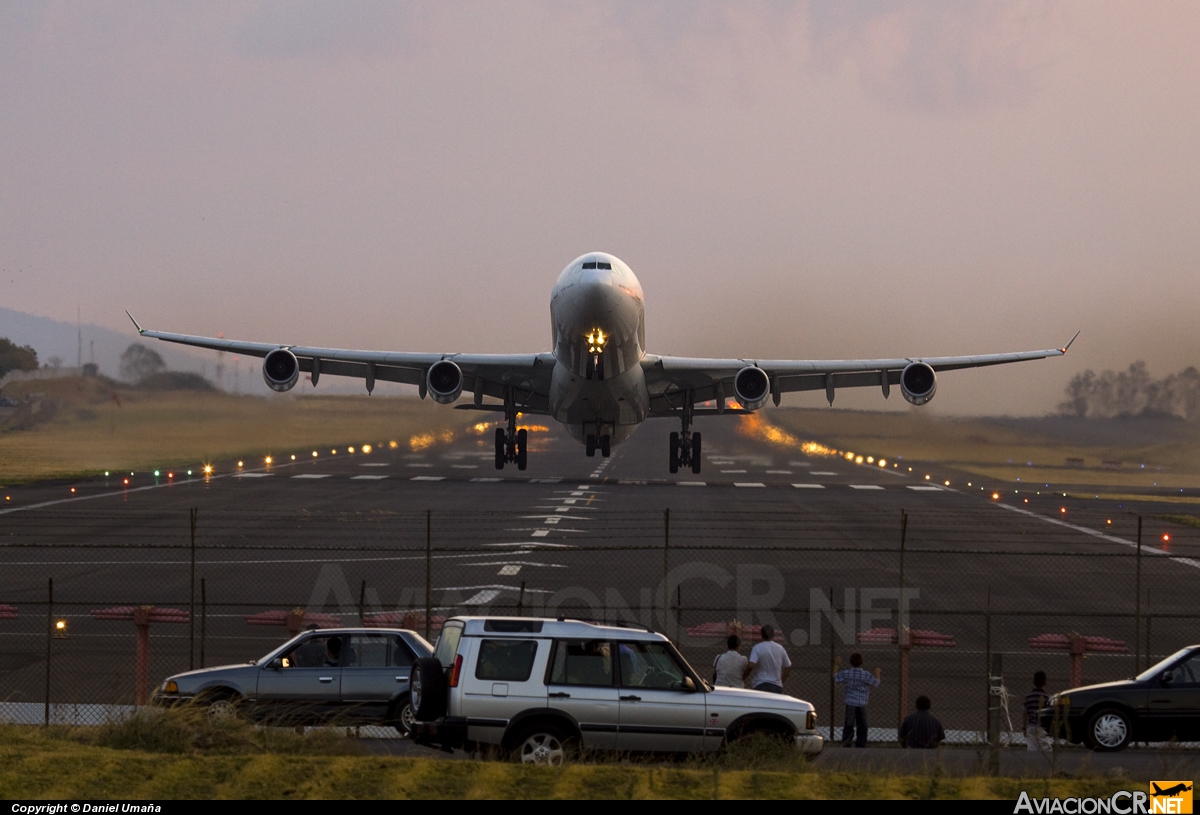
[1041, 644, 1200, 751]
[153, 628, 434, 734]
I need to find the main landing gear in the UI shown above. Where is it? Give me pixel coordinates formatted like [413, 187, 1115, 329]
[494, 390, 527, 471]
[669, 402, 701, 474]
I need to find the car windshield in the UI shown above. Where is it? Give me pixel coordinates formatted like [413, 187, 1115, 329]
[1135, 647, 1196, 681]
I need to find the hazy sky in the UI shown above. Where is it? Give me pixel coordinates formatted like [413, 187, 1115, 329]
[2, 1, 1197, 414]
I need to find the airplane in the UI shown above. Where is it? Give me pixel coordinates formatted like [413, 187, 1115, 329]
[1151, 783, 1192, 797]
[127, 251, 1077, 474]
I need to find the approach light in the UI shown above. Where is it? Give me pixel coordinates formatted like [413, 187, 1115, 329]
[312, 451, 318, 457]
[167, 472, 173, 478]
[1024, 498, 1029, 503]
[237, 461, 243, 468]
[362, 445, 371, 454]
[944, 481, 950, 486]
[4, 497, 8, 501]
[967, 482, 972, 487]
[348, 447, 355, 454]
[265, 456, 272, 465]
[203, 465, 213, 475]
[855, 456, 864, 464]
[54, 620, 67, 638]
[187, 470, 192, 475]
[866, 456, 874, 464]
[331, 449, 336, 455]
[1060, 507, 1066, 514]
[104, 471, 110, 477]
[389, 440, 398, 449]
[123, 478, 129, 486]
[925, 475, 930, 481]
[70, 487, 76, 493]
[845, 452, 855, 461]
[878, 460, 887, 467]
[154, 470, 160, 477]
[992, 493, 1000, 500]
[1163, 534, 1170, 542]
[290, 454, 296, 460]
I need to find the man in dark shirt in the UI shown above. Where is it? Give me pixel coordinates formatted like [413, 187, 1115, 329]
[899, 695, 945, 749]
[1024, 670, 1052, 751]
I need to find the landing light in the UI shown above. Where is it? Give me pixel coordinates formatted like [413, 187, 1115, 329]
[586, 328, 607, 354]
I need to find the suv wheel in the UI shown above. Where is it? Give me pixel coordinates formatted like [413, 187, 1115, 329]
[1086, 708, 1133, 752]
[513, 724, 572, 766]
[410, 657, 447, 721]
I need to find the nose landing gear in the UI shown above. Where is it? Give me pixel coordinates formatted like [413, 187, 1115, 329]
[585, 427, 611, 458]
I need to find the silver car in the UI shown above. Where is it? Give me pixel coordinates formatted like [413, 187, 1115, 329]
[153, 627, 433, 734]
[409, 617, 824, 763]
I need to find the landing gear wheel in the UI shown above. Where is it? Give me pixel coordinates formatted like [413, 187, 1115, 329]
[495, 428, 506, 470]
[690, 432, 702, 474]
[513, 724, 573, 766]
[669, 432, 680, 474]
[586, 434, 597, 458]
[1085, 708, 1132, 752]
[600, 434, 611, 458]
[516, 428, 528, 470]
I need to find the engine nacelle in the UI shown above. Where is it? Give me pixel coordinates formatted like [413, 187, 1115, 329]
[900, 362, 937, 406]
[733, 366, 771, 411]
[426, 360, 464, 404]
[262, 348, 300, 392]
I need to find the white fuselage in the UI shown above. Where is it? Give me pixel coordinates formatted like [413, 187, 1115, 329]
[547, 253, 649, 446]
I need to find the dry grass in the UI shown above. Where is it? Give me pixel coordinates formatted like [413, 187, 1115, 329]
[0, 722, 1136, 800]
[764, 408, 1200, 489]
[0, 376, 461, 484]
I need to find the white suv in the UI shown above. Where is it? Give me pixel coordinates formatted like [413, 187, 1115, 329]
[409, 617, 824, 763]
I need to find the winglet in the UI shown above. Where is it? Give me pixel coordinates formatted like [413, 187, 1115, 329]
[125, 310, 144, 335]
[1060, 330, 1080, 353]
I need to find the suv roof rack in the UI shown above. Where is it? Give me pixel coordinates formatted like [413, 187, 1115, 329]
[554, 616, 657, 633]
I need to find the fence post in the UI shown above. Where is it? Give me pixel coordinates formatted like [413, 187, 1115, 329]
[829, 585, 836, 744]
[200, 578, 207, 669]
[663, 508, 670, 637]
[897, 509, 907, 733]
[988, 652, 1003, 775]
[189, 507, 197, 670]
[517, 581, 525, 616]
[358, 579, 366, 624]
[1135, 516, 1142, 672]
[44, 577, 53, 727]
[984, 587, 991, 750]
[424, 510, 432, 642]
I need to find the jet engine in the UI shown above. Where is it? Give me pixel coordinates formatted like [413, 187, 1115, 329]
[733, 366, 771, 411]
[262, 348, 300, 392]
[900, 362, 937, 406]
[426, 360, 464, 404]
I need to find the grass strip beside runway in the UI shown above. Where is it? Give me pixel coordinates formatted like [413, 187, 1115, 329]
[0, 724, 1129, 800]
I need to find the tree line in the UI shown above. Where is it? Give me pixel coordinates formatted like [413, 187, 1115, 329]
[1058, 361, 1200, 420]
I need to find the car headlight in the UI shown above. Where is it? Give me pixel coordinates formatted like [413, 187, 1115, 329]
[163, 680, 178, 693]
[806, 710, 817, 730]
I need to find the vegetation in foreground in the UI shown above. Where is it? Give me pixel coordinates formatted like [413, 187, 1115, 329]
[0, 713, 1133, 800]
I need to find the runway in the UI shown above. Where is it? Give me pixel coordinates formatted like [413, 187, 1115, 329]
[2, 412, 1198, 739]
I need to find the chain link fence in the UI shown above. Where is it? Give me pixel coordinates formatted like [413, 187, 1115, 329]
[1, 506, 1197, 746]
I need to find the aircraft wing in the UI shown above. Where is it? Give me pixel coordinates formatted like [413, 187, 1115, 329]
[126, 314, 555, 409]
[640, 333, 1077, 413]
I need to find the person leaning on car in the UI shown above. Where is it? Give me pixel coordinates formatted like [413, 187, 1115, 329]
[743, 624, 791, 693]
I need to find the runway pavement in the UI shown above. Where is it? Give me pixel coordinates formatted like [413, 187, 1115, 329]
[1, 412, 1198, 739]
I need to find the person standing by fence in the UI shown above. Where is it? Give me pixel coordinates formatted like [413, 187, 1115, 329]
[743, 624, 791, 693]
[834, 652, 882, 748]
[899, 695, 945, 749]
[1025, 670, 1053, 752]
[713, 634, 748, 688]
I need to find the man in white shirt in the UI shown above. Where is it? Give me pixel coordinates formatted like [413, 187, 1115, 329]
[712, 634, 748, 688]
[742, 624, 791, 693]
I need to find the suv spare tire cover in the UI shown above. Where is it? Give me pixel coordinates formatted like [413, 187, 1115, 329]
[411, 656, 448, 721]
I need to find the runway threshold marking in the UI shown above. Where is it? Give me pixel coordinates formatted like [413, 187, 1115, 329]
[997, 503, 1200, 572]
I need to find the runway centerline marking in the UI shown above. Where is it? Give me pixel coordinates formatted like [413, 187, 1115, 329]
[233, 472, 273, 478]
[471, 477, 502, 483]
[677, 481, 706, 487]
[792, 483, 825, 489]
[292, 474, 331, 479]
[811, 471, 838, 476]
[908, 485, 942, 491]
[411, 476, 446, 481]
[734, 482, 766, 488]
[849, 485, 885, 490]
[351, 475, 388, 480]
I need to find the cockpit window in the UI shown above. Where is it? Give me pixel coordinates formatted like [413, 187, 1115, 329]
[582, 262, 597, 269]
[597, 262, 612, 269]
